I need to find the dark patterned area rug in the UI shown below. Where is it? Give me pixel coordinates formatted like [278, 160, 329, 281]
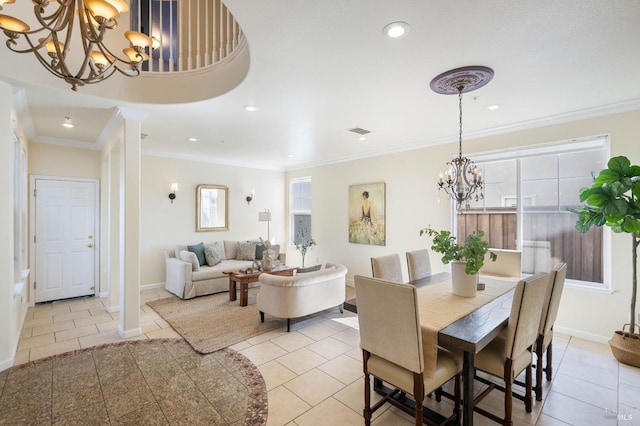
[0, 339, 267, 425]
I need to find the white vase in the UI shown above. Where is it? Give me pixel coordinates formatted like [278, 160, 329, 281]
[451, 261, 478, 297]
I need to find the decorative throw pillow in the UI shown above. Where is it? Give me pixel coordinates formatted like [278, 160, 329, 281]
[187, 242, 207, 266]
[255, 243, 267, 260]
[237, 241, 256, 260]
[179, 250, 200, 271]
[205, 241, 225, 266]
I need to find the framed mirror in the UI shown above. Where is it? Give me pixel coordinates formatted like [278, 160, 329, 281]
[196, 184, 229, 231]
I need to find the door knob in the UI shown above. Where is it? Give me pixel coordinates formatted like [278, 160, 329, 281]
[88, 243, 94, 248]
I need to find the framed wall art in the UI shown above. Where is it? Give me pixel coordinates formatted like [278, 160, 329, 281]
[348, 182, 385, 246]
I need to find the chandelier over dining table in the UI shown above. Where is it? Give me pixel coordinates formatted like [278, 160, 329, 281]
[430, 66, 494, 210]
[0, 0, 152, 91]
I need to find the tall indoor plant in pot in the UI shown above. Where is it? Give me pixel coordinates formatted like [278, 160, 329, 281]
[421, 228, 497, 297]
[571, 155, 640, 367]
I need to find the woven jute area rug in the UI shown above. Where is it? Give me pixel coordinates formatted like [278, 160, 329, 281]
[147, 289, 290, 354]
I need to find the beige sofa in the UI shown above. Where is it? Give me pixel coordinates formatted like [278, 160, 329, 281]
[257, 262, 347, 331]
[165, 240, 284, 299]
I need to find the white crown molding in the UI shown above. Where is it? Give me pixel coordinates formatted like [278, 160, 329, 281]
[97, 108, 124, 153]
[31, 136, 103, 150]
[286, 98, 640, 171]
[11, 86, 34, 143]
[19, 96, 640, 172]
[141, 149, 285, 172]
[118, 106, 150, 122]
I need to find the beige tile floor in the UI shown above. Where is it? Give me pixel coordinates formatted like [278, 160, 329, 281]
[13, 286, 640, 426]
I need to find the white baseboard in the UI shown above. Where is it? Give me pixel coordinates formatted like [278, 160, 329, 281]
[141, 282, 165, 291]
[118, 326, 142, 339]
[106, 305, 119, 314]
[99, 283, 164, 313]
[0, 357, 14, 372]
[554, 326, 610, 344]
[98, 292, 108, 298]
[1, 300, 31, 372]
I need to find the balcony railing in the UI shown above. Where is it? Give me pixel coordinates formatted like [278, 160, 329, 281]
[131, 0, 245, 73]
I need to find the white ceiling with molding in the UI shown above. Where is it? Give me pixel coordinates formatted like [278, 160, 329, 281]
[2, 0, 640, 170]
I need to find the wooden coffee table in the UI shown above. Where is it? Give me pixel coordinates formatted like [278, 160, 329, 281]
[224, 265, 297, 306]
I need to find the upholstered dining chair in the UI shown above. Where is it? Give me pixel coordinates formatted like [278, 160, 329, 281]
[480, 248, 522, 278]
[354, 275, 462, 426]
[534, 261, 567, 401]
[472, 272, 549, 425]
[371, 253, 403, 282]
[406, 249, 432, 282]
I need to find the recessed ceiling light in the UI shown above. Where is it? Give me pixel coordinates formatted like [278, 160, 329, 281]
[383, 21, 410, 39]
[287, 154, 294, 158]
[244, 105, 258, 112]
[488, 105, 500, 111]
[188, 137, 198, 142]
[62, 116, 74, 128]
[358, 136, 367, 141]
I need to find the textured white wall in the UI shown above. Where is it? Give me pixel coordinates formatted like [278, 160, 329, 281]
[29, 143, 102, 179]
[140, 155, 286, 286]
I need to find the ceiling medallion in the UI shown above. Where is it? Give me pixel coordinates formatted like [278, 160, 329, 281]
[430, 65, 494, 95]
[431, 66, 494, 210]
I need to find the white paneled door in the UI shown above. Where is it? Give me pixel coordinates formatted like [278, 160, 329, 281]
[34, 178, 98, 303]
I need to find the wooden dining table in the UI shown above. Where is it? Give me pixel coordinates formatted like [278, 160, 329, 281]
[370, 272, 518, 426]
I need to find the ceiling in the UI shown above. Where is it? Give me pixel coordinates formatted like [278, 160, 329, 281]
[3, 1, 640, 171]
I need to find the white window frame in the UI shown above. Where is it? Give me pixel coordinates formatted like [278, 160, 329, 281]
[289, 177, 312, 245]
[462, 135, 610, 291]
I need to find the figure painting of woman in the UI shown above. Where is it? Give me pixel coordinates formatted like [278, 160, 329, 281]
[348, 183, 385, 245]
[361, 191, 372, 225]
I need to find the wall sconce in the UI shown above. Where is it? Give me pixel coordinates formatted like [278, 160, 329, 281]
[169, 183, 178, 203]
[246, 187, 255, 204]
[259, 209, 272, 241]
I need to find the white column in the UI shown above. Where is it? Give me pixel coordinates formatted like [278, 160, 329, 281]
[0, 81, 16, 370]
[105, 148, 121, 313]
[117, 107, 148, 338]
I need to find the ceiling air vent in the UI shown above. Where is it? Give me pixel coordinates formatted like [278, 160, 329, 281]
[348, 127, 371, 135]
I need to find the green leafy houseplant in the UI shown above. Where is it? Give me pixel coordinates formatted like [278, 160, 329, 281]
[420, 228, 496, 275]
[294, 229, 316, 268]
[571, 155, 640, 342]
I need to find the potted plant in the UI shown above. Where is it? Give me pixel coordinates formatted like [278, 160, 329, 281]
[294, 229, 317, 271]
[571, 155, 640, 367]
[421, 228, 497, 297]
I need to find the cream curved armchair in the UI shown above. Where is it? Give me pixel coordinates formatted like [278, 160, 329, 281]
[257, 263, 347, 332]
[535, 261, 567, 400]
[473, 272, 549, 425]
[371, 254, 403, 282]
[406, 249, 432, 282]
[355, 275, 461, 426]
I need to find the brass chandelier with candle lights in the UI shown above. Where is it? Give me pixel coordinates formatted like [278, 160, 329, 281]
[0, 0, 152, 91]
[430, 66, 494, 210]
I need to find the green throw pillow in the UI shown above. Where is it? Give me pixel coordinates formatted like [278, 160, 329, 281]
[187, 242, 207, 266]
[255, 243, 267, 260]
